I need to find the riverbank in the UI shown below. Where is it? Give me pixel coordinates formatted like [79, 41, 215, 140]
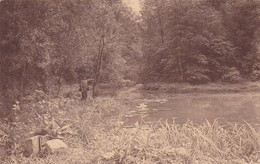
[2, 84, 260, 163]
[144, 82, 260, 94]
[3, 101, 260, 163]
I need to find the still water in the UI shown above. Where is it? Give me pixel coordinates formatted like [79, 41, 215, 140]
[124, 92, 260, 126]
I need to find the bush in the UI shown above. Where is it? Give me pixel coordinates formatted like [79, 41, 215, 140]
[222, 67, 243, 83]
[186, 72, 210, 84]
[120, 79, 135, 87]
[250, 70, 260, 82]
[145, 83, 163, 91]
[185, 69, 210, 84]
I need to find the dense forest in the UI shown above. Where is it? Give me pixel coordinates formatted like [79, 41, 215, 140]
[1, 0, 260, 100]
[141, 0, 260, 84]
[0, 0, 260, 162]
[0, 0, 259, 118]
[1, 0, 259, 97]
[0, 0, 141, 97]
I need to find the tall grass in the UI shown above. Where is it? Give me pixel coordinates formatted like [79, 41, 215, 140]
[88, 119, 260, 163]
[2, 95, 260, 163]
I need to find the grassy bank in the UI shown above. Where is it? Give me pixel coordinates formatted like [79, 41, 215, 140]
[1, 90, 260, 163]
[144, 82, 260, 94]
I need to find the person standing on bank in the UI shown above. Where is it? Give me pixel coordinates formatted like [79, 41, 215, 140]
[80, 77, 89, 100]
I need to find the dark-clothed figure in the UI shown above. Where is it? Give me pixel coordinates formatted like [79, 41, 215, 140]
[80, 78, 89, 100]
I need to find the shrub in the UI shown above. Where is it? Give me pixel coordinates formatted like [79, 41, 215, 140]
[186, 72, 210, 84]
[145, 83, 161, 91]
[222, 67, 243, 83]
[251, 70, 260, 82]
[185, 67, 210, 85]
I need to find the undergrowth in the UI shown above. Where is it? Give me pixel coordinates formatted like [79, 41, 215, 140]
[87, 120, 260, 164]
[1, 90, 260, 163]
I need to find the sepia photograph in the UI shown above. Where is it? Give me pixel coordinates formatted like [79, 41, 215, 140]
[0, 0, 260, 163]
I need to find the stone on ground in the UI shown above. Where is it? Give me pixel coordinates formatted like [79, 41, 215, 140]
[43, 139, 68, 153]
[23, 136, 41, 157]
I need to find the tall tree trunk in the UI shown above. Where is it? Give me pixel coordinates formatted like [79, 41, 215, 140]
[0, 53, 3, 94]
[158, 13, 164, 44]
[92, 34, 105, 98]
[20, 62, 28, 96]
[56, 69, 63, 95]
[156, 2, 165, 44]
[177, 54, 184, 82]
[56, 60, 66, 95]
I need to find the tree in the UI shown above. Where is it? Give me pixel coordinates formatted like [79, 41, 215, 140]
[0, 0, 141, 100]
[140, 0, 259, 84]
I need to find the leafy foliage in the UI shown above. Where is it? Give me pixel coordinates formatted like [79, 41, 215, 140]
[140, 0, 260, 84]
[2, 94, 259, 163]
[222, 67, 243, 84]
[0, 0, 140, 101]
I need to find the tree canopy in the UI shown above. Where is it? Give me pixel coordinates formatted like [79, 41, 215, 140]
[140, 0, 260, 84]
[0, 0, 141, 101]
[0, 0, 259, 103]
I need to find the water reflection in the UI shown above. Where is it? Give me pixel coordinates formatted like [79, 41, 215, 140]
[124, 93, 260, 126]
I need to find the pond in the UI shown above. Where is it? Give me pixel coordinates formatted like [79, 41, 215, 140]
[123, 92, 260, 126]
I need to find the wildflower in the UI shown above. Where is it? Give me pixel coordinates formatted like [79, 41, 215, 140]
[136, 103, 149, 112]
[102, 151, 116, 160]
[136, 103, 147, 109]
